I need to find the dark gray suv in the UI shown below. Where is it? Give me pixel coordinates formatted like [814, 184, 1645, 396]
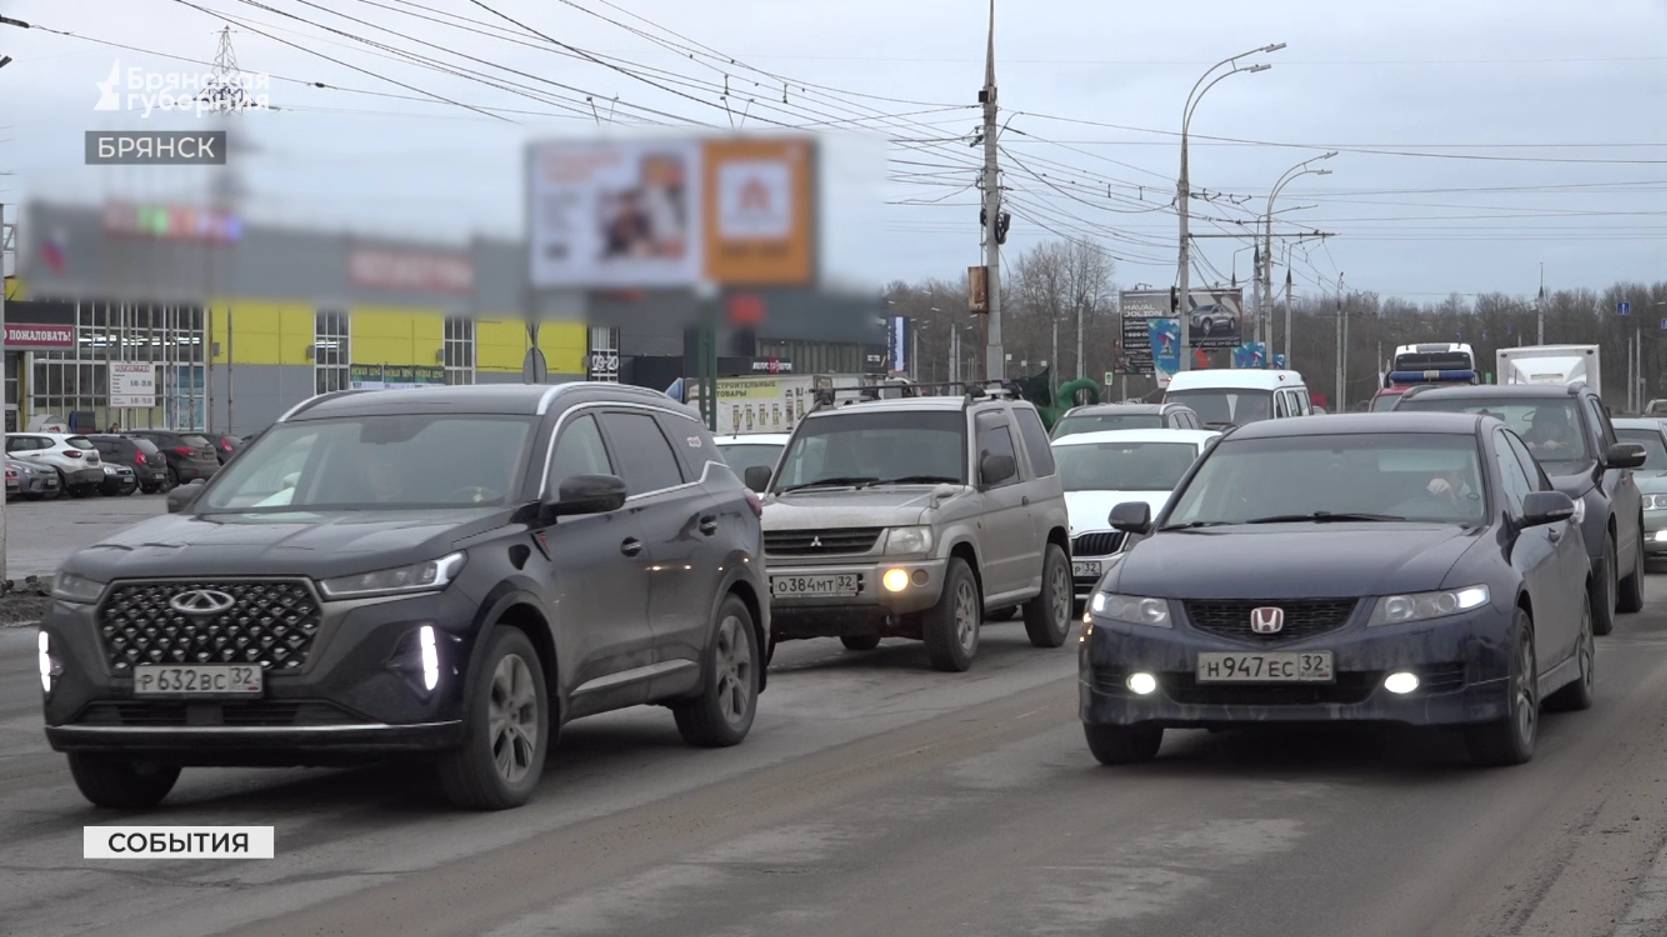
[40, 383, 769, 810]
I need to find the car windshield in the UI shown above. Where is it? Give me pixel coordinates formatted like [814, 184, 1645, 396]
[1165, 389, 1273, 426]
[773, 410, 965, 491]
[1165, 433, 1487, 526]
[1055, 442, 1198, 492]
[199, 414, 536, 512]
[1395, 396, 1592, 471]
[1618, 428, 1667, 472]
[717, 442, 785, 475]
[1053, 413, 1163, 438]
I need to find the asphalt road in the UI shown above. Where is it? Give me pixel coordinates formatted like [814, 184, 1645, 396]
[4, 568, 1667, 936]
[0, 493, 168, 582]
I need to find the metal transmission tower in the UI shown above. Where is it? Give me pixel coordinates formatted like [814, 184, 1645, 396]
[197, 26, 259, 435]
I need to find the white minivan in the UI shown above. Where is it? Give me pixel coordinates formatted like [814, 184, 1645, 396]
[1162, 369, 1312, 429]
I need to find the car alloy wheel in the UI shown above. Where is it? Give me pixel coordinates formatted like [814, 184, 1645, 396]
[713, 613, 754, 730]
[954, 577, 981, 657]
[488, 653, 540, 786]
[1512, 629, 1538, 750]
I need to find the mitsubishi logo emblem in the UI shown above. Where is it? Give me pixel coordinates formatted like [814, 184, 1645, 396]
[809, 535, 823, 548]
[168, 589, 236, 617]
[1250, 606, 1285, 634]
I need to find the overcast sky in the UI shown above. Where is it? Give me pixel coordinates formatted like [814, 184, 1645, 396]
[2, 0, 1663, 302]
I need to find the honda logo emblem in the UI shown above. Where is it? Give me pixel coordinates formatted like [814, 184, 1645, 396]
[168, 588, 236, 617]
[1250, 606, 1284, 634]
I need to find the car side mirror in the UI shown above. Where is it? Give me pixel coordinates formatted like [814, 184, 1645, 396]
[1108, 501, 1152, 535]
[165, 479, 206, 514]
[979, 453, 1016, 487]
[742, 465, 772, 493]
[1521, 490, 1576, 528]
[548, 473, 628, 519]
[1605, 442, 1647, 470]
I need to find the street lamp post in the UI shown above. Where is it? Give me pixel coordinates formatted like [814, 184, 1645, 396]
[1262, 152, 1336, 366]
[1177, 43, 1283, 372]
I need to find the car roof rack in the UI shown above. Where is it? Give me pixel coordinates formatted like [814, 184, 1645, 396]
[810, 379, 1022, 410]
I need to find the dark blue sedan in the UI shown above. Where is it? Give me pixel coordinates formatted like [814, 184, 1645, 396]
[1079, 412, 1595, 767]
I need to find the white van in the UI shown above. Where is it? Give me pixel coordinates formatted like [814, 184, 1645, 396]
[1163, 369, 1311, 428]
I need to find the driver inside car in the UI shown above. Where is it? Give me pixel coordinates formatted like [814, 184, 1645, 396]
[1523, 406, 1580, 457]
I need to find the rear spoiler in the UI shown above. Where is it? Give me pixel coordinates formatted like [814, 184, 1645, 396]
[1384, 369, 1478, 387]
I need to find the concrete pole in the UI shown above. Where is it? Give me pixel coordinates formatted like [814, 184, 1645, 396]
[981, 0, 1004, 381]
[0, 201, 8, 584]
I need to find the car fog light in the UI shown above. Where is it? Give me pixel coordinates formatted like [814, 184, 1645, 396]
[419, 626, 440, 691]
[1126, 672, 1158, 696]
[882, 568, 910, 593]
[911, 569, 929, 586]
[38, 631, 54, 694]
[1384, 671, 1419, 695]
[1655, 530, 1667, 544]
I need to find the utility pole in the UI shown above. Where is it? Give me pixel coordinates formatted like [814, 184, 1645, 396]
[1536, 262, 1545, 345]
[1050, 315, 1058, 401]
[1264, 153, 1335, 366]
[0, 202, 9, 584]
[1334, 272, 1346, 412]
[980, 0, 1004, 381]
[1075, 299, 1084, 383]
[1283, 248, 1293, 367]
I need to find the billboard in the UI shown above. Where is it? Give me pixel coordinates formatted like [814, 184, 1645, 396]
[110, 363, 157, 408]
[528, 136, 818, 290]
[349, 364, 445, 390]
[888, 315, 909, 375]
[529, 139, 703, 288]
[1121, 287, 1248, 382]
[702, 138, 814, 285]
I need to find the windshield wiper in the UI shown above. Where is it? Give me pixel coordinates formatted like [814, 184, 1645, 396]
[778, 476, 880, 493]
[1244, 511, 1406, 524]
[1157, 520, 1230, 531]
[872, 474, 962, 485]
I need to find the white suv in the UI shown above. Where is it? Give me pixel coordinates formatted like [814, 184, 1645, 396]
[5, 433, 105, 496]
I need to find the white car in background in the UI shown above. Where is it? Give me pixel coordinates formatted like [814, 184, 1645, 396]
[1051, 428, 1220, 603]
[4, 432, 105, 497]
[714, 433, 791, 490]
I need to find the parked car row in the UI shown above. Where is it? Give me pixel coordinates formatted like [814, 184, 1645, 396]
[4, 429, 235, 499]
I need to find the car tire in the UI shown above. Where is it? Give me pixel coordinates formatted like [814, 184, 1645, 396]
[1464, 609, 1538, 767]
[1084, 723, 1163, 765]
[923, 557, 981, 672]
[1546, 592, 1596, 712]
[1618, 521, 1645, 614]
[672, 595, 759, 747]
[165, 467, 179, 490]
[437, 626, 548, 810]
[1023, 543, 1073, 648]
[840, 634, 882, 651]
[1593, 536, 1617, 636]
[67, 753, 181, 809]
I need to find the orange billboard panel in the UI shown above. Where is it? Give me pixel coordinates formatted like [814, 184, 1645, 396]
[702, 137, 815, 286]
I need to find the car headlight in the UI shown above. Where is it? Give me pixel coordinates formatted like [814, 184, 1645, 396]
[52, 571, 107, 604]
[1645, 494, 1667, 512]
[1570, 497, 1586, 525]
[102, 464, 117, 476]
[1368, 585, 1490, 627]
[883, 526, 934, 555]
[319, 552, 466, 599]
[1089, 592, 1172, 628]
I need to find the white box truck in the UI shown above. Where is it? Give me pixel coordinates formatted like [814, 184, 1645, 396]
[1496, 344, 1600, 390]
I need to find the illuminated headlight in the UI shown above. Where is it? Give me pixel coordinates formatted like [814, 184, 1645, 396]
[1089, 592, 1172, 628]
[38, 631, 59, 694]
[1654, 530, 1667, 544]
[102, 464, 117, 477]
[883, 526, 934, 555]
[419, 625, 440, 691]
[1384, 671, 1420, 695]
[1126, 672, 1158, 695]
[1368, 585, 1490, 626]
[1570, 498, 1586, 525]
[1644, 494, 1667, 512]
[320, 552, 466, 599]
[52, 571, 107, 604]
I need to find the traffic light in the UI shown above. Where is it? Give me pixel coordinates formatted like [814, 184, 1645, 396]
[1169, 286, 1179, 314]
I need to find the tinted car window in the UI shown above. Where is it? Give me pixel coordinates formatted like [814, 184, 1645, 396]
[1617, 428, 1667, 470]
[180, 434, 213, 449]
[67, 436, 95, 450]
[1013, 407, 1056, 476]
[600, 411, 685, 495]
[775, 410, 966, 489]
[1056, 442, 1197, 492]
[1395, 396, 1592, 473]
[1492, 431, 1534, 515]
[975, 412, 1019, 488]
[1165, 389, 1273, 426]
[1586, 397, 1616, 449]
[202, 416, 535, 512]
[548, 414, 614, 487]
[1504, 431, 1550, 491]
[1166, 433, 1486, 526]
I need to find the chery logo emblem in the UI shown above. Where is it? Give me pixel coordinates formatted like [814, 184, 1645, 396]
[1250, 606, 1285, 634]
[168, 589, 236, 616]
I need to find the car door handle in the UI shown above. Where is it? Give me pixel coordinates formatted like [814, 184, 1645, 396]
[620, 537, 643, 557]
[698, 515, 718, 536]
[1022, 496, 1031, 506]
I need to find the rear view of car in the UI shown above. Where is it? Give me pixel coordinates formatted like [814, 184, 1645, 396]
[89, 435, 169, 493]
[128, 430, 220, 487]
[5, 433, 105, 496]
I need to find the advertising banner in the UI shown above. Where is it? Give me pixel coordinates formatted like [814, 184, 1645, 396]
[686, 375, 825, 436]
[702, 137, 814, 285]
[3, 322, 77, 350]
[109, 362, 157, 408]
[888, 315, 909, 375]
[349, 364, 445, 390]
[1185, 288, 1246, 349]
[529, 139, 703, 288]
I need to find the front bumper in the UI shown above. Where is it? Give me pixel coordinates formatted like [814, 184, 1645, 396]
[766, 555, 948, 638]
[1645, 515, 1667, 555]
[16, 473, 60, 496]
[173, 461, 218, 482]
[40, 584, 486, 765]
[1078, 603, 1515, 729]
[64, 467, 104, 488]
